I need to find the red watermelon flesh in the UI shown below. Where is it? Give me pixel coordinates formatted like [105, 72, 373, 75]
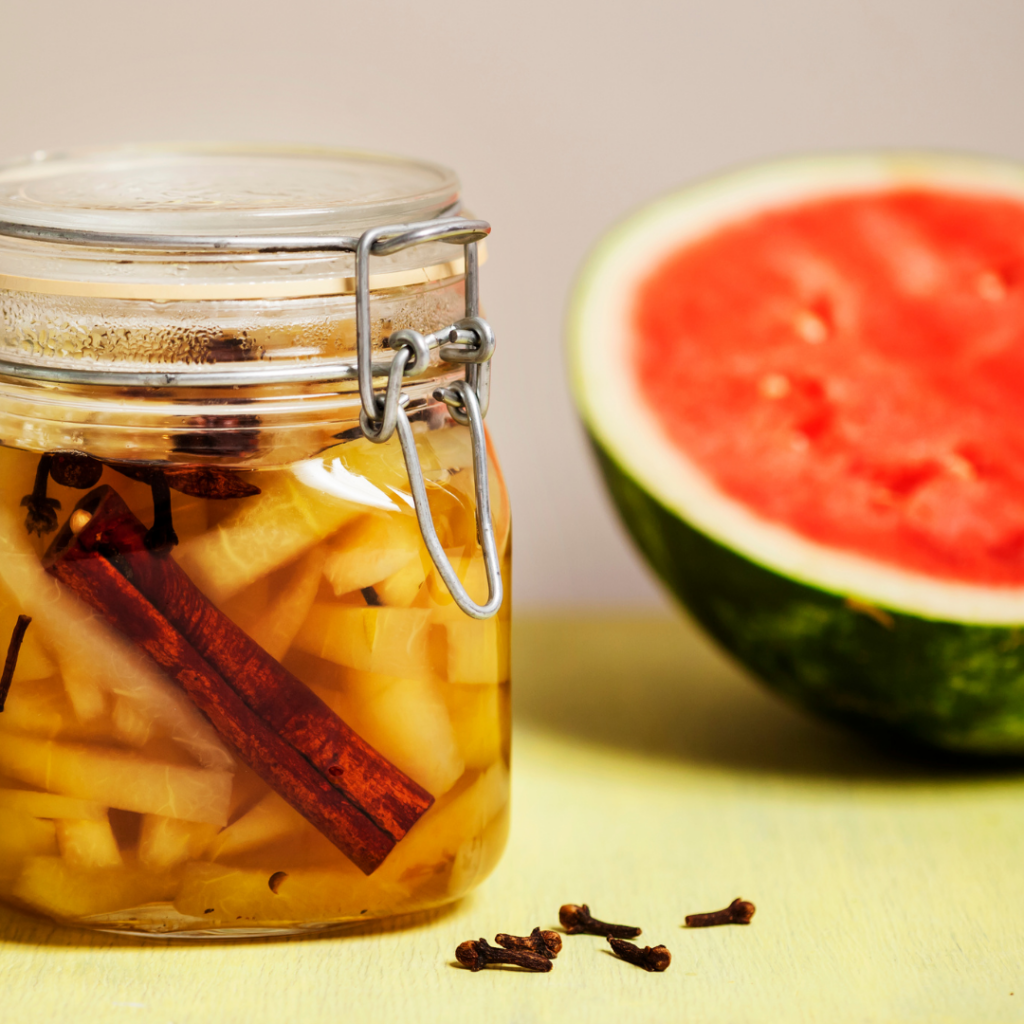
[633, 189, 1024, 586]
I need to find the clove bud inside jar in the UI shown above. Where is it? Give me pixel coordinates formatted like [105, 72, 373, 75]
[0, 144, 511, 936]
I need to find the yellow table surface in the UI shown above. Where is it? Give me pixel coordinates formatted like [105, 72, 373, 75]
[1, 613, 1022, 1024]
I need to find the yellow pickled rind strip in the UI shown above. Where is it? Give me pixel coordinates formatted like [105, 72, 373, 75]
[207, 791, 306, 862]
[55, 815, 123, 870]
[0, 789, 105, 822]
[315, 672, 464, 797]
[249, 548, 327, 662]
[110, 697, 153, 748]
[322, 514, 421, 597]
[375, 763, 509, 885]
[444, 685, 504, 770]
[0, 810, 58, 879]
[174, 470, 362, 604]
[11, 856, 181, 919]
[0, 733, 232, 826]
[294, 605, 437, 680]
[138, 815, 219, 872]
[375, 554, 430, 607]
[445, 619, 509, 686]
[174, 861, 402, 924]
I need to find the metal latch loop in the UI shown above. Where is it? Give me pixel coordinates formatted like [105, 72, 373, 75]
[439, 316, 495, 365]
[395, 381, 503, 620]
[358, 344, 412, 443]
[354, 216, 502, 619]
[355, 217, 491, 427]
[388, 329, 432, 378]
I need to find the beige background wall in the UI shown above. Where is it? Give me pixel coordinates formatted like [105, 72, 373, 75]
[3, 0, 1024, 607]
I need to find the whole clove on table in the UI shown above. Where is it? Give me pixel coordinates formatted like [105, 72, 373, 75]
[456, 938, 552, 973]
[607, 936, 672, 972]
[685, 897, 756, 927]
[559, 903, 641, 938]
[495, 927, 562, 958]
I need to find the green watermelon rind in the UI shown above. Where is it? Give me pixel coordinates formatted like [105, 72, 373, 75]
[569, 151, 1024, 754]
[594, 440, 1024, 754]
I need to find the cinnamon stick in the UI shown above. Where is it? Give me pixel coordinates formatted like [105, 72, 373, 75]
[46, 549, 395, 873]
[49, 486, 433, 842]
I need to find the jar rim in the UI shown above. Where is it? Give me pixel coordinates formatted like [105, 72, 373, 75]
[0, 143, 484, 383]
[0, 142, 477, 303]
[0, 142, 460, 244]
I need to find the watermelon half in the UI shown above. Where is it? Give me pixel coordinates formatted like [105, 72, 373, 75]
[569, 152, 1024, 755]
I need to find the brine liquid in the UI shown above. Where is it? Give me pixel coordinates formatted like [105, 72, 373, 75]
[0, 417, 511, 935]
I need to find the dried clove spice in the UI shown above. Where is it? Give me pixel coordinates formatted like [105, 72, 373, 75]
[22, 452, 260, 542]
[559, 903, 641, 938]
[607, 936, 671, 972]
[685, 898, 756, 927]
[21, 455, 60, 535]
[144, 471, 178, 551]
[49, 453, 104, 490]
[456, 938, 552, 973]
[495, 927, 562, 958]
[0, 615, 31, 712]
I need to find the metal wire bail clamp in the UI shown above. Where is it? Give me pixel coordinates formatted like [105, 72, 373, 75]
[354, 217, 503, 620]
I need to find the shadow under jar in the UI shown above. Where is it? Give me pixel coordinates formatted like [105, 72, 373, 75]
[0, 144, 511, 936]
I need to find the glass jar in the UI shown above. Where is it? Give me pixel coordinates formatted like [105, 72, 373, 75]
[0, 144, 511, 936]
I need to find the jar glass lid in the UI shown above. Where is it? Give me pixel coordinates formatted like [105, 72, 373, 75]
[0, 144, 469, 293]
[0, 143, 460, 243]
[0, 143, 481, 381]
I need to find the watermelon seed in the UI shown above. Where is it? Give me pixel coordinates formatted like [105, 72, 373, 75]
[977, 270, 1007, 302]
[942, 453, 976, 482]
[759, 374, 791, 399]
[793, 309, 829, 344]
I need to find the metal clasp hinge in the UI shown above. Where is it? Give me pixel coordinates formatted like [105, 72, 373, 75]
[354, 218, 502, 620]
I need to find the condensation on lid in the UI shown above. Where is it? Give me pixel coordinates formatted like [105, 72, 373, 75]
[0, 143, 460, 239]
